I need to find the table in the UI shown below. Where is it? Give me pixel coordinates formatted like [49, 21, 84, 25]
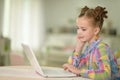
[0, 66, 90, 80]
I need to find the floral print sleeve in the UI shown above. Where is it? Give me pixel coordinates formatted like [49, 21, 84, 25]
[68, 52, 84, 67]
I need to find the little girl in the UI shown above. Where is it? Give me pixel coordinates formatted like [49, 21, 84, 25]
[63, 6, 120, 80]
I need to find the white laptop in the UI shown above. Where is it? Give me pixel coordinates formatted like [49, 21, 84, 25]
[22, 44, 76, 78]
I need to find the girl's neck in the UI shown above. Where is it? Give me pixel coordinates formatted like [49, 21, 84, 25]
[88, 36, 99, 46]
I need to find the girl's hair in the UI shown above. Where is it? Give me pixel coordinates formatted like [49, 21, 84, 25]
[78, 6, 108, 30]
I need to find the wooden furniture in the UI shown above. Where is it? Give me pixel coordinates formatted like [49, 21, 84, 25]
[0, 37, 11, 66]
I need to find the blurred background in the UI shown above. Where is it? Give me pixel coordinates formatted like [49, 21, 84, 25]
[0, 0, 120, 67]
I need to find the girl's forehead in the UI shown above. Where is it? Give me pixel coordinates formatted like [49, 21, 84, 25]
[76, 17, 92, 22]
[76, 17, 95, 27]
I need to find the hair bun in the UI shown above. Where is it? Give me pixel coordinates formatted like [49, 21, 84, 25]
[94, 6, 108, 21]
[80, 6, 89, 16]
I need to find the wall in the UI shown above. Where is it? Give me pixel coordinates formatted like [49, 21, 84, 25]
[0, 0, 45, 51]
[0, 0, 120, 49]
[43, 0, 120, 35]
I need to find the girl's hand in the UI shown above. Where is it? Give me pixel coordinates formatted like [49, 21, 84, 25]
[75, 35, 86, 52]
[63, 63, 80, 75]
[63, 63, 69, 70]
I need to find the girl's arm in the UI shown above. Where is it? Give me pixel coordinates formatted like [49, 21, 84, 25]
[64, 35, 86, 67]
[75, 35, 85, 53]
[64, 43, 113, 80]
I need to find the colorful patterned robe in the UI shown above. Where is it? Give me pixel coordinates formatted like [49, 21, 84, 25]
[68, 38, 120, 80]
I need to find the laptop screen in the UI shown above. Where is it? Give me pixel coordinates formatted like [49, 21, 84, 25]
[22, 44, 45, 76]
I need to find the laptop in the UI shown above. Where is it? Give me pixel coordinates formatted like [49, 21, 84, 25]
[22, 44, 76, 78]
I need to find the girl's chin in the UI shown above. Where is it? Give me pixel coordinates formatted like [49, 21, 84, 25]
[80, 39, 87, 42]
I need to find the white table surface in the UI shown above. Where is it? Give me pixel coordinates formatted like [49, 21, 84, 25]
[0, 66, 91, 80]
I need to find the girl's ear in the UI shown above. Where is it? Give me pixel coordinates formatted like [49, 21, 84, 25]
[94, 27, 100, 35]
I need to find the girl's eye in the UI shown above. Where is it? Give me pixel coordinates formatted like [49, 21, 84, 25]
[82, 29, 86, 31]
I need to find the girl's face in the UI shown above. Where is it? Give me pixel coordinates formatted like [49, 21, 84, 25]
[76, 17, 99, 44]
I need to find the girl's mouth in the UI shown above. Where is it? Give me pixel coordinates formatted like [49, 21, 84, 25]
[78, 36, 84, 39]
